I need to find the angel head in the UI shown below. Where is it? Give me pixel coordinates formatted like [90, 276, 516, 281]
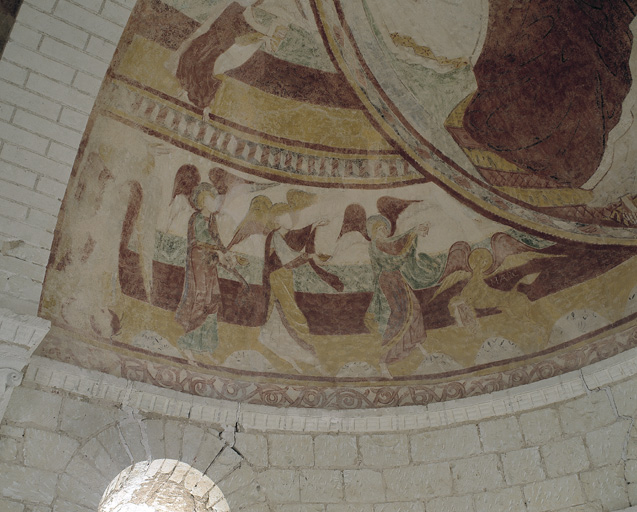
[191, 182, 219, 215]
[366, 215, 392, 240]
[468, 247, 493, 273]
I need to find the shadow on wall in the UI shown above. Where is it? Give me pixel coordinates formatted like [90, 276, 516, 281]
[0, 0, 23, 58]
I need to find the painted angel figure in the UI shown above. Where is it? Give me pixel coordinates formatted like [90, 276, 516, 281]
[175, 183, 249, 354]
[432, 233, 556, 333]
[335, 196, 443, 377]
[166, 0, 314, 118]
[227, 190, 342, 374]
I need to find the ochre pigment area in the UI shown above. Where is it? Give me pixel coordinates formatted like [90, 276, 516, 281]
[38, 0, 637, 409]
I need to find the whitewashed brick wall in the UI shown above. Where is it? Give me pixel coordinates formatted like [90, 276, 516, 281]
[0, 0, 134, 315]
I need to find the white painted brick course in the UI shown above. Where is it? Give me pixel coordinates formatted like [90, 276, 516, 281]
[0, 498, 23, 512]
[37, 176, 68, 200]
[0, 180, 61, 215]
[163, 420, 183, 460]
[8, 22, 42, 49]
[2, 273, 42, 307]
[112, 0, 136, 11]
[0, 81, 62, 120]
[72, 0, 106, 14]
[59, 108, 89, 133]
[1, 161, 38, 188]
[0, 61, 28, 86]
[47, 141, 78, 167]
[72, 71, 102, 96]
[25, 74, 95, 115]
[2, 45, 75, 84]
[13, 110, 83, 148]
[3, 144, 72, 183]
[0, 239, 49, 267]
[235, 432, 268, 467]
[59, 397, 121, 439]
[54, 1, 123, 43]
[56, 473, 103, 508]
[0, 437, 18, 462]
[102, 1, 132, 26]
[0, 120, 49, 154]
[24, 0, 57, 14]
[0, 217, 54, 249]
[26, 209, 58, 233]
[327, 505, 373, 512]
[40, 37, 109, 78]
[18, 4, 90, 49]
[0, 254, 46, 282]
[85, 35, 117, 62]
[0, 102, 15, 122]
[0, 198, 28, 221]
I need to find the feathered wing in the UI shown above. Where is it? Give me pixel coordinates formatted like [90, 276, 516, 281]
[431, 269, 472, 300]
[171, 164, 201, 203]
[226, 195, 273, 250]
[376, 196, 420, 236]
[338, 203, 369, 240]
[209, 167, 275, 197]
[431, 241, 472, 300]
[487, 232, 558, 274]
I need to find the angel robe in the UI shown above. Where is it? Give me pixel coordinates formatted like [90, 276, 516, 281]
[175, 212, 225, 351]
[368, 231, 427, 365]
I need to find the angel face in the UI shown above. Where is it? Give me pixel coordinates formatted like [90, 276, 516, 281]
[468, 248, 493, 273]
[367, 215, 391, 240]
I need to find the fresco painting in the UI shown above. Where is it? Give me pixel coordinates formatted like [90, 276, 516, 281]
[39, 0, 637, 408]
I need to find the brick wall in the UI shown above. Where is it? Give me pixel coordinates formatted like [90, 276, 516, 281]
[0, 0, 133, 315]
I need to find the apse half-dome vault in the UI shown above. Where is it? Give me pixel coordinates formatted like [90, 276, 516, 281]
[38, 0, 637, 409]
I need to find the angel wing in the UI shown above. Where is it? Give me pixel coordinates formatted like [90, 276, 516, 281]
[209, 167, 275, 196]
[338, 203, 369, 240]
[431, 241, 472, 300]
[171, 164, 201, 205]
[376, 196, 420, 236]
[431, 269, 472, 301]
[226, 195, 273, 250]
[486, 232, 558, 275]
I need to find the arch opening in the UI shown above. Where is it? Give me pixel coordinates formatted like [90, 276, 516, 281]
[99, 459, 229, 512]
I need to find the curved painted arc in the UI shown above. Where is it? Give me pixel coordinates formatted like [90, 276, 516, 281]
[312, 0, 637, 246]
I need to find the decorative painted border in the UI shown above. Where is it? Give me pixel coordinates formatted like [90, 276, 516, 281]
[103, 79, 426, 187]
[36, 317, 637, 411]
[24, 336, 637, 433]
